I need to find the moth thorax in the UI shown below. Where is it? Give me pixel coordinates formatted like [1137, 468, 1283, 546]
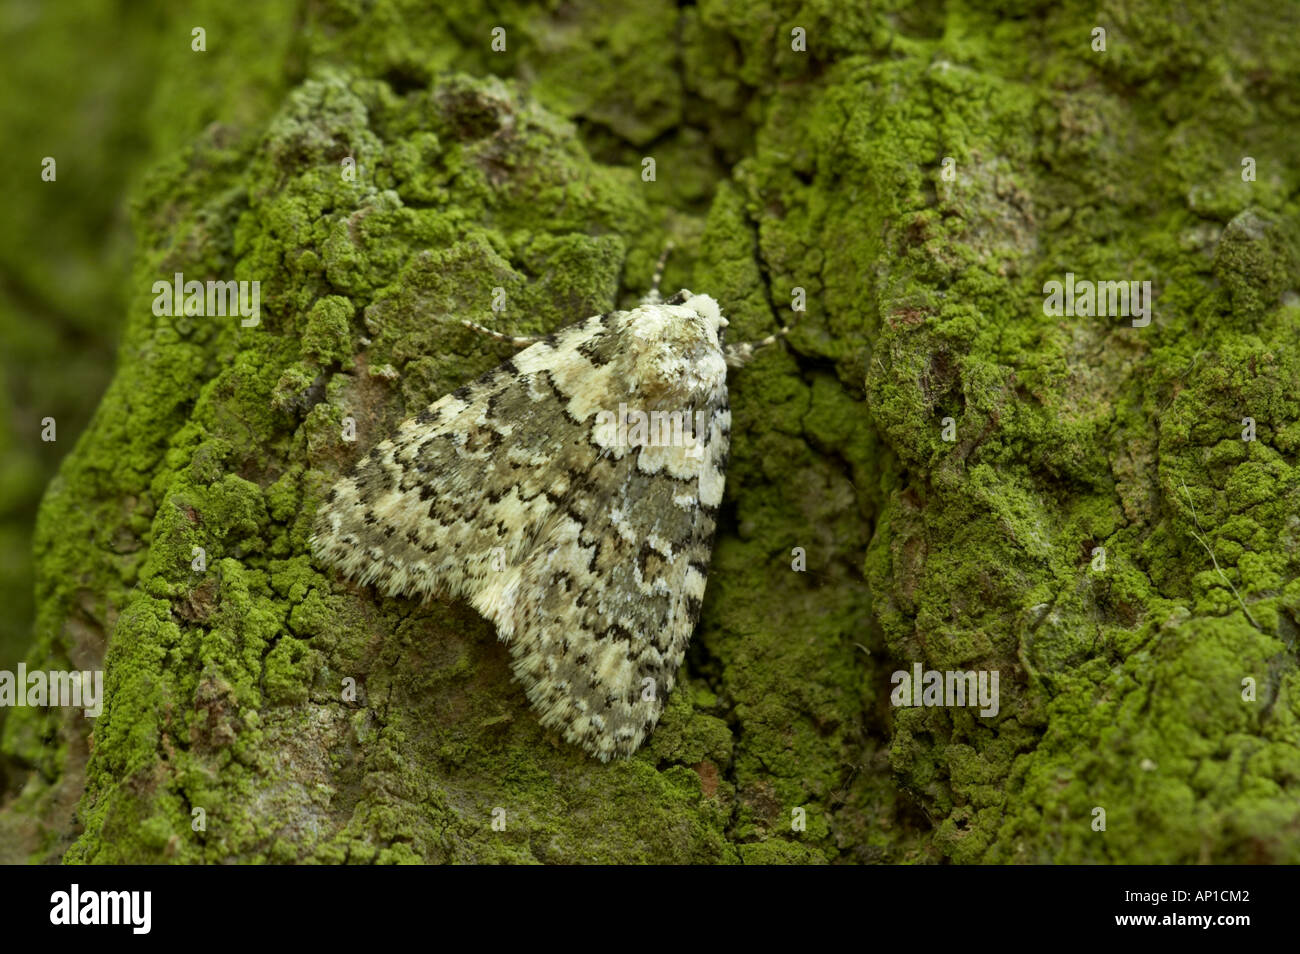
[633, 342, 725, 401]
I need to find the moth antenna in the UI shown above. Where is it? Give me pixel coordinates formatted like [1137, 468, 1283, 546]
[724, 324, 790, 368]
[461, 318, 546, 348]
[640, 240, 675, 306]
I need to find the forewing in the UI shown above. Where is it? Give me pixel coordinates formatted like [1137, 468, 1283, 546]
[312, 304, 731, 760]
[488, 388, 730, 760]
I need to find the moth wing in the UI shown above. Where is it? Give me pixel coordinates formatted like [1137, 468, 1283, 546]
[313, 301, 732, 760]
[311, 313, 614, 601]
[479, 397, 729, 760]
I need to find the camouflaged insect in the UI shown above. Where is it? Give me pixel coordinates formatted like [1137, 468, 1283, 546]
[311, 258, 786, 760]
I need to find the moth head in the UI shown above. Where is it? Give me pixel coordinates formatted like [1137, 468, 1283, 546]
[659, 289, 728, 343]
[627, 290, 730, 398]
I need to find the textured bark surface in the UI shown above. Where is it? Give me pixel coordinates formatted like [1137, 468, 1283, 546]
[1, 0, 1298, 863]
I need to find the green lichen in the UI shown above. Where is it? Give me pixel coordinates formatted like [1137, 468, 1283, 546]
[3, 0, 1299, 865]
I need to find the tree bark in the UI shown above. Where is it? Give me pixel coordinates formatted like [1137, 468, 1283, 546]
[2, 0, 1298, 863]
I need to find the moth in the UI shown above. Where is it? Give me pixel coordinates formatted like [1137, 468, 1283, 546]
[311, 251, 787, 760]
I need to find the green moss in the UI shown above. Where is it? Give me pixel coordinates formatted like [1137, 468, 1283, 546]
[4, 0, 1300, 865]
